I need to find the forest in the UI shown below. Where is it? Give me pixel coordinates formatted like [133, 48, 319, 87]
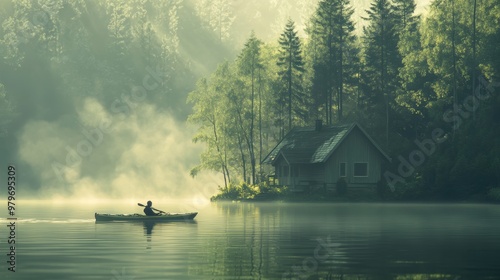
[0, 0, 499, 201]
[0, 0, 329, 198]
[187, 0, 500, 201]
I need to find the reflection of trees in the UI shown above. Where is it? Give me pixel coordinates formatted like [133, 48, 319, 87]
[187, 203, 496, 279]
[190, 203, 347, 278]
[189, 203, 283, 278]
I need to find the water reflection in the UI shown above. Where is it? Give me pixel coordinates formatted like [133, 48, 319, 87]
[143, 221, 155, 249]
[193, 203, 500, 279]
[140, 220, 198, 249]
[143, 221, 156, 235]
[190, 202, 289, 278]
[13, 202, 500, 279]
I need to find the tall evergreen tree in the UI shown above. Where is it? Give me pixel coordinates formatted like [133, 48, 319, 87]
[361, 0, 400, 147]
[195, 0, 235, 42]
[395, 16, 435, 137]
[276, 19, 305, 137]
[308, 0, 357, 124]
[392, 0, 416, 32]
[405, 0, 500, 200]
[106, 0, 132, 58]
[393, 0, 428, 138]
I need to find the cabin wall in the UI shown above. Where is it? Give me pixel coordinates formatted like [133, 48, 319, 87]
[274, 159, 289, 186]
[325, 127, 384, 186]
[274, 160, 325, 190]
[273, 126, 386, 190]
[296, 163, 325, 187]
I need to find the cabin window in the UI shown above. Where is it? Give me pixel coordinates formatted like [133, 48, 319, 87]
[339, 162, 347, 177]
[353, 162, 368, 177]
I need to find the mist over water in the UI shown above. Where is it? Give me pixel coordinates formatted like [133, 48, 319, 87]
[17, 100, 221, 200]
[2, 202, 499, 279]
[0, 0, 431, 201]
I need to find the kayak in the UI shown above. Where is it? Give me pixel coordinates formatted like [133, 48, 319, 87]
[95, 212, 198, 221]
[95, 212, 198, 222]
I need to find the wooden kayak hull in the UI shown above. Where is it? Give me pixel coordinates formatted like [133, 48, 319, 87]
[95, 212, 198, 221]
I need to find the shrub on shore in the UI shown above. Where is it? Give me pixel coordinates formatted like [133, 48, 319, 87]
[211, 182, 287, 201]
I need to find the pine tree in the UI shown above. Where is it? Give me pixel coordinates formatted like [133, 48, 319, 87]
[392, 0, 416, 32]
[308, 0, 357, 124]
[195, 0, 235, 42]
[361, 0, 400, 147]
[106, 0, 132, 58]
[396, 17, 434, 130]
[394, 0, 430, 137]
[276, 20, 305, 137]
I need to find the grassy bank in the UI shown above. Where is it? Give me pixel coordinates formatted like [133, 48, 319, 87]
[210, 182, 500, 203]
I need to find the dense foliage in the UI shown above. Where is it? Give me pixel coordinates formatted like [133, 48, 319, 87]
[0, 0, 237, 193]
[1, 0, 498, 201]
[190, 0, 500, 201]
[0, 0, 318, 194]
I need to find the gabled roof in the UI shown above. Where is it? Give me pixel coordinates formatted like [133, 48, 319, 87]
[262, 122, 391, 165]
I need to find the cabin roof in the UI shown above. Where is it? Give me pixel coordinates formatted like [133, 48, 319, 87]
[262, 122, 391, 165]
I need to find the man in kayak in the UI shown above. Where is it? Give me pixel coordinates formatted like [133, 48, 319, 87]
[143, 201, 159, 216]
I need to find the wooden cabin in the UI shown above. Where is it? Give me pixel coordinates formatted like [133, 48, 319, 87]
[262, 121, 391, 191]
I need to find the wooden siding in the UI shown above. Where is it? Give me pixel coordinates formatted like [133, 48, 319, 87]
[275, 159, 325, 189]
[275, 159, 289, 186]
[325, 126, 384, 185]
[272, 125, 387, 190]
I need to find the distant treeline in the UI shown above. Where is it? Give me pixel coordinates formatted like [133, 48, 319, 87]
[0, 0, 343, 192]
[0, 0, 249, 190]
[188, 0, 500, 201]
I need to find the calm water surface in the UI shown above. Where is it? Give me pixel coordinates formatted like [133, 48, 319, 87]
[1, 202, 500, 279]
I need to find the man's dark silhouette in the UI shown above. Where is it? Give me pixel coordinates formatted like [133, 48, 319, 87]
[144, 201, 159, 216]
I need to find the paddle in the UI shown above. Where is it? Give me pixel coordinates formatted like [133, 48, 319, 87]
[137, 203, 169, 215]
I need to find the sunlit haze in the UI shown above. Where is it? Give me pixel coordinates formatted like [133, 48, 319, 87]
[0, 0, 432, 202]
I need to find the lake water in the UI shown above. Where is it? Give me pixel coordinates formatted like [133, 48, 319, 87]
[1, 201, 500, 279]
